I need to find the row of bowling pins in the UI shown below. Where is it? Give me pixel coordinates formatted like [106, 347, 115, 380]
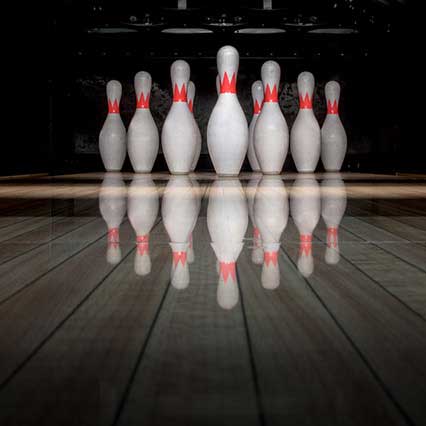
[99, 45, 347, 175]
[99, 70, 201, 174]
[99, 173, 347, 309]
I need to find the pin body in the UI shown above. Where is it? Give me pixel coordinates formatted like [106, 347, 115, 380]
[207, 179, 248, 309]
[207, 46, 248, 176]
[162, 176, 198, 288]
[290, 176, 320, 277]
[321, 174, 347, 264]
[99, 80, 126, 172]
[99, 173, 127, 264]
[162, 60, 197, 174]
[254, 176, 288, 289]
[187, 81, 202, 172]
[128, 175, 159, 275]
[290, 72, 321, 172]
[247, 81, 263, 172]
[321, 81, 347, 171]
[254, 61, 289, 174]
[127, 72, 159, 173]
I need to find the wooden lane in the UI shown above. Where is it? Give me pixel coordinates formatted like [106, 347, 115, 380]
[282, 221, 426, 425]
[0, 218, 108, 303]
[0, 238, 171, 426]
[339, 216, 426, 273]
[313, 219, 426, 319]
[0, 222, 137, 386]
[114, 218, 261, 426]
[236, 236, 407, 426]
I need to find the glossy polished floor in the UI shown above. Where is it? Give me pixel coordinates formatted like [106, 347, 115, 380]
[0, 172, 425, 426]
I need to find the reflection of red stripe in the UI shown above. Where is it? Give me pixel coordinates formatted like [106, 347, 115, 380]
[173, 83, 187, 102]
[264, 251, 278, 266]
[220, 72, 237, 94]
[264, 84, 278, 102]
[299, 93, 312, 109]
[253, 100, 262, 114]
[137, 93, 150, 109]
[108, 99, 120, 113]
[299, 234, 312, 256]
[136, 235, 149, 255]
[108, 228, 120, 248]
[327, 227, 338, 248]
[327, 99, 338, 114]
[220, 262, 236, 282]
[173, 251, 187, 266]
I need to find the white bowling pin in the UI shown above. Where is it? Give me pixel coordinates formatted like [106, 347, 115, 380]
[247, 81, 263, 172]
[246, 177, 263, 264]
[290, 72, 321, 172]
[162, 60, 197, 174]
[127, 72, 159, 173]
[162, 176, 198, 288]
[207, 179, 248, 309]
[254, 61, 289, 174]
[99, 173, 127, 264]
[127, 175, 159, 275]
[207, 46, 249, 176]
[321, 174, 347, 265]
[254, 176, 289, 289]
[290, 176, 320, 277]
[321, 81, 347, 172]
[187, 81, 202, 172]
[99, 80, 126, 172]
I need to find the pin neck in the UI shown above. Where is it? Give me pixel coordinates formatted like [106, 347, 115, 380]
[173, 83, 187, 102]
[264, 84, 278, 103]
[136, 92, 150, 109]
[108, 99, 120, 114]
[173, 250, 187, 266]
[299, 93, 313, 109]
[299, 234, 312, 256]
[220, 72, 237, 94]
[327, 100, 339, 114]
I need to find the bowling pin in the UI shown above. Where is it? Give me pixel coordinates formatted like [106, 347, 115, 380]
[162, 176, 198, 289]
[290, 176, 320, 277]
[321, 174, 347, 264]
[247, 81, 263, 172]
[127, 71, 159, 173]
[321, 81, 347, 171]
[254, 176, 289, 289]
[246, 177, 263, 264]
[187, 81, 202, 172]
[207, 179, 248, 309]
[290, 72, 321, 172]
[207, 46, 249, 176]
[99, 80, 126, 172]
[162, 60, 197, 174]
[127, 175, 159, 275]
[99, 173, 127, 264]
[254, 61, 289, 174]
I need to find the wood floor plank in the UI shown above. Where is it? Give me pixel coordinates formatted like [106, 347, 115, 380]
[282, 220, 426, 426]
[0, 216, 98, 264]
[115, 217, 261, 426]
[0, 222, 136, 386]
[0, 241, 171, 426]
[236, 239, 407, 426]
[0, 218, 108, 303]
[313, 220, 426, 318]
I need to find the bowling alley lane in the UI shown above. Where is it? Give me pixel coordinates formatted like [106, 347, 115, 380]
[0, 172, 425, 426]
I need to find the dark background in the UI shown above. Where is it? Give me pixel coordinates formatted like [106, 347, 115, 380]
[38, 1, 417, 176]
